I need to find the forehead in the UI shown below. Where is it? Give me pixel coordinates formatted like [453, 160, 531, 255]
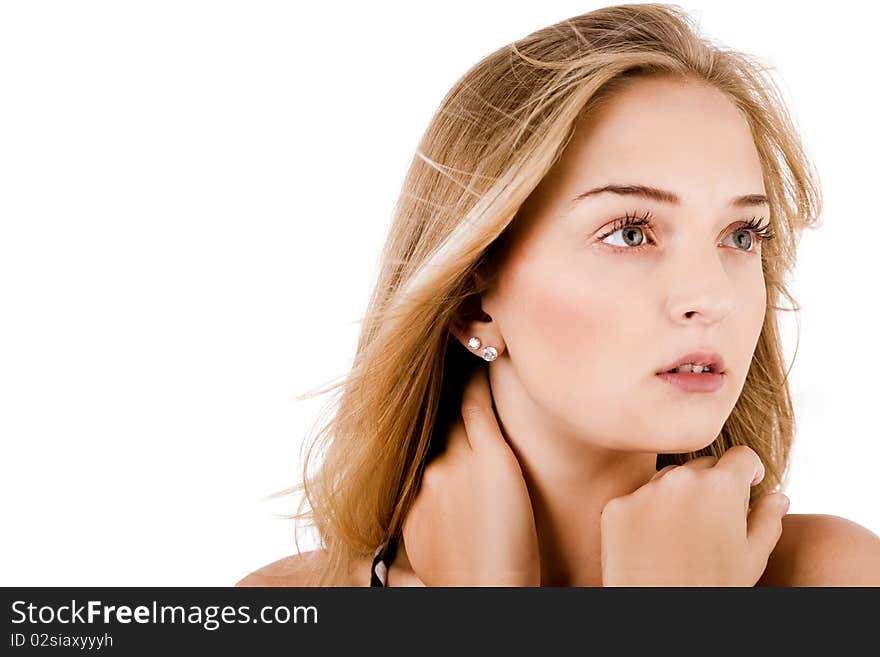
[547, 77, 765, 207]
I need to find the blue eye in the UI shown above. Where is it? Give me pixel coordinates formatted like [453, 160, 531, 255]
[597, 211, 775, 253]
[726, 217, 776, 249]
[597, 210, 655, 252]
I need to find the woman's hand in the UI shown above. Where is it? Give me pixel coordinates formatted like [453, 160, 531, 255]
[401, 366, 541, 586]
[599, 446, 790, 586]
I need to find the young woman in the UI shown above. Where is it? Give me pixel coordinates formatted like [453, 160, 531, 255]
[238, 3, 880, 587]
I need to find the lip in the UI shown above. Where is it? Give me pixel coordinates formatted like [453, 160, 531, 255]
[656, 351, 726, 375]
[656, 371, 725, 393]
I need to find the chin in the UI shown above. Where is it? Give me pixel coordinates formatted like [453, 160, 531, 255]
[650, 435, 720, 455]
[653, 445, 715, 456]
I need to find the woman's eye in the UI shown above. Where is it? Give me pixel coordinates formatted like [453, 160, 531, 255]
[598, 224, 760, 252]
[721, 228, 754, 251]
[601, 225, 648, 248]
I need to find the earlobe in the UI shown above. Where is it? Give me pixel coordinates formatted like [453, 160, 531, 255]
[450, 329, 503, 362]
[450, 295, 505, 361]
[465, 336, 499, 362]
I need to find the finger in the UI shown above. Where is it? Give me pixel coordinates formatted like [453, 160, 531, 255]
[650, 464, 678, 482]
[460, 366, 505, 454]
[746, 492, 789, 558]
[682, 455, 719, 469]
[650, 455, 718, 482]
[713, 445, 766, 487]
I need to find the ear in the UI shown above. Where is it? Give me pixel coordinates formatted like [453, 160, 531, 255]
[449, 293, 506, 361]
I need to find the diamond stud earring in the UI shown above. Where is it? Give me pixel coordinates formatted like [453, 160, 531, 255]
[468, 336, 498, 361]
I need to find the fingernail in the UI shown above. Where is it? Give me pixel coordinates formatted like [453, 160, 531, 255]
[751, 462, 766, 486]
[779, 494, 790, 514]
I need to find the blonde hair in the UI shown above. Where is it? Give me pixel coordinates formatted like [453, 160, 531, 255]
[276, 3, 822, 585]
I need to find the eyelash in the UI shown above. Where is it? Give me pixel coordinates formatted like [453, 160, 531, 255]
[596, 210, 776, 253]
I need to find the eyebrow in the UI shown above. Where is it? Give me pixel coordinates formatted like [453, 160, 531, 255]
[569, 184, 770, 210]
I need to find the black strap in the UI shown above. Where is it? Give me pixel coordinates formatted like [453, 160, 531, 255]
[369, 535, 399, 587]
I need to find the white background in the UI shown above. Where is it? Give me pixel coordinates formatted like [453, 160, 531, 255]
[1, 1, 877, 586]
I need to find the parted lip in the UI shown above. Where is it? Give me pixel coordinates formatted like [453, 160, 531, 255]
[657, 351, 726, 374]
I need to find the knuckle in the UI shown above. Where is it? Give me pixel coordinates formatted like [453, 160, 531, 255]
[726, 445, 757, 461]
[662, 465, 695, 485]
[651, 464, 677, 481]
[461, 403, 482, 422]
[420, 462, 445, 490]
[601, 497, 624, 519]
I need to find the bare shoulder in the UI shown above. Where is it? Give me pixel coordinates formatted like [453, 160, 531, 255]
[758, 513, 880, 586]
[235, 550, 326, 587]
[235, 550, 374, 587]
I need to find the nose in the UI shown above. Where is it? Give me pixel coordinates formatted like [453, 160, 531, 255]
[664, 249, 736, 326]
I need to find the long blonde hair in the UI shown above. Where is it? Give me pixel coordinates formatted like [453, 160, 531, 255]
[276, 3, 822, 585]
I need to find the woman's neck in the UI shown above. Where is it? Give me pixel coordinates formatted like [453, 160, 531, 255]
[488, 364, 659, 586]
[518, 441, 658, 586]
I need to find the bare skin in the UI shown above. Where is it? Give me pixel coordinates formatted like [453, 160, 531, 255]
[238, 369, 879, 587]
[236, 510, 880, 587]
[237, 370, 880, 586]
[401, 367, 785, 586]
[237, 75, 880, 587]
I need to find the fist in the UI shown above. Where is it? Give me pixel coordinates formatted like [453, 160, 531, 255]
[600, 446, 790, 586]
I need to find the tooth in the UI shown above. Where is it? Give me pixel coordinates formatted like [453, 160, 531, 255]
[671, 363, 714, 373]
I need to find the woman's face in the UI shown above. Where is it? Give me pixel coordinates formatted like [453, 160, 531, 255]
[482, 76, 768, 454]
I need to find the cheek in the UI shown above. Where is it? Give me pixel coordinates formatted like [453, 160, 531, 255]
[529, 277, 617, 359]
[735, 262, 767, 335]
[501, 255, 640, 398]
[736, 265, 767, 369]
[752, 268, 767, 328]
